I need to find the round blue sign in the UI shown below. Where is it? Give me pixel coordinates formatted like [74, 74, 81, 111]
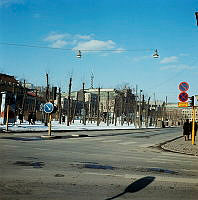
[43, 102, 54, 113]
[179, 82, 189, 92]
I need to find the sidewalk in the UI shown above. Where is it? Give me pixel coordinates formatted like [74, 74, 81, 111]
[161, 136, 198, 156]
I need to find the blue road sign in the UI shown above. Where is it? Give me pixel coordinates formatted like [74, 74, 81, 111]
[179, 82, 189, 92]
[43, 102, 54, 113]
[178, 92, 188, 102]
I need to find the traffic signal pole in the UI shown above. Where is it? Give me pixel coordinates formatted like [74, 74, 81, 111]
[192, 106, 196, 145]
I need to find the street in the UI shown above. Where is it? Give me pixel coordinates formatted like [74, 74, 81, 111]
[1, 128, 198, 199]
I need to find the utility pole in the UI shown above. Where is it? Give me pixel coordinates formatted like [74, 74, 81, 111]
[107, 91, 110, 126]
[67, 77, 72, 126]
[114, 96, 117, 126]
[89, 95, 92, 124]
[72, 92, 78, 123]
[192, 106, 196, 145]
[139, 90, 142, 128]
[34, 89, 37, 112]
[146, 97, 150, 128]
[97, 87, 100, 126]
[126, 90, 130, 126]
[46, 73, 49, 102]
[134, 85, 138, 128]
[58, 87, 62, 124]
[44, 74, 49, 126]
[22, 80, 26, 113]
[82, 82, 86, 125]
[142, 94, 145, 126]
[120, 93, 124, 126]
[154, 93, 158, 127]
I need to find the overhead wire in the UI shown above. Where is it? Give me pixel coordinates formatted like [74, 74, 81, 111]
[0, 42, 154, 52]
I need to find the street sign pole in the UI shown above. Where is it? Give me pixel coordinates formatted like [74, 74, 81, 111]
[48, 113, 52, 136]
[41, 102, 55, 139]
[192, 106, 196, 145]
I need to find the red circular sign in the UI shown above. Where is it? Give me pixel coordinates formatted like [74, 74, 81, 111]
[178, 92, 189, 102]
[179, 82, 189, 92]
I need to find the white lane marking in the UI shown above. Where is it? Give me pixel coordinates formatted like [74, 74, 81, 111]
[2, 145, 19, 148]
[34, 148, 49, 151]
[81, 138, 106, 141]
[83, 172, 198, 183]
[101, 140, 121, 143]
[118, 141, 137, 145]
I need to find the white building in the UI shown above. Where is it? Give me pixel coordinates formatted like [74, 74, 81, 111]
[182, 107, 198, 122]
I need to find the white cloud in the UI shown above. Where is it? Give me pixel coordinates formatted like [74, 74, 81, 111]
[44, 33, 70, 41]
[73, 39, 116, 51]
[160, 64, 193, 71]
[114, 48, 126, 53]
[179, 53, 189, 57]
[50, 40, 67, 48]
[160, 56, 178, 64]
[44, 32, 123, 53]
[44, 33, 70, 48]
[74, 34, 93, 40]
[0, 0, 24, 7]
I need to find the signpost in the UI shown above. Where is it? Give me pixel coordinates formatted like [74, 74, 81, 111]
[178, 82, 189, 107]
[178, 92, 188, 102]
[178, 82, 196, 145]
[43, 103, 54, 114]
[178, 102, 188, 107]
[179, 82, 189, 92]
[43, 102, 54, 137]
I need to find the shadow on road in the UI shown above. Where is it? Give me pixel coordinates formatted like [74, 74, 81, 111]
[105, 176, 155, 200]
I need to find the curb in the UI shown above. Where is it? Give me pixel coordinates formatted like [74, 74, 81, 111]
[0, 126, 178, 134]
[158, 136, 198, 156]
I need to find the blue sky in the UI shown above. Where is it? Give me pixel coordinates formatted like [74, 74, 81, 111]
[0, 0, 198, 103]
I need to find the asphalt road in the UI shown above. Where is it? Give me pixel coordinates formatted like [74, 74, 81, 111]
[1, 128, 198, 200]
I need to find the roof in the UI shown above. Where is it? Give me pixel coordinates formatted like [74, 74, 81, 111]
[0, 73, 18, 84]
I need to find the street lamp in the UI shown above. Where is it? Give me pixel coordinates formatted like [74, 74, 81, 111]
[76, 50, 82, 58]
[153, 49, 159, 58]
[76, 49, 159, 59]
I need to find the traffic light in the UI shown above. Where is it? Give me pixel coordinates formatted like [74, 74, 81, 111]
[52, 87, 57, 100]
[189, 96, 194, 107]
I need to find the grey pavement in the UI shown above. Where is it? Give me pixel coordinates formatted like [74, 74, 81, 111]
[161, 136, 198, 156]
[1, 127, 198, 156]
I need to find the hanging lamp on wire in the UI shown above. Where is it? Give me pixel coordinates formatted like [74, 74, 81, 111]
[76, 50, 82, 58]
[153, 49, 159, 58]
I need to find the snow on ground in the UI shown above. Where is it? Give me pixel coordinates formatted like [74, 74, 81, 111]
[0, 119, 156, 132]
